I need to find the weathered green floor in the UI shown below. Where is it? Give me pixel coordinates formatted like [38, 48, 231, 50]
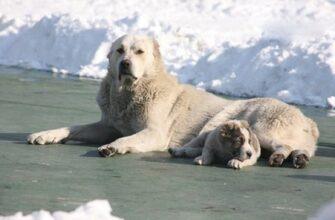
[0, 66, 334, 220]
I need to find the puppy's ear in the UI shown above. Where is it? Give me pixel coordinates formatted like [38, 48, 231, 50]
[240, 120, 249, 128]
[247, 128, 260, 152]
[220, 123, 234, 138]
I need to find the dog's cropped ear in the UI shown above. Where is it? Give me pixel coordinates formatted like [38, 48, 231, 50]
[152, 38, 161, 58]
[107, 48, 112, 59]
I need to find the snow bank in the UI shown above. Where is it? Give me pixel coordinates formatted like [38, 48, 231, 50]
[0, 200, 123, 220]
[309, 200, 335, 220]
[0, 0, 335, 107]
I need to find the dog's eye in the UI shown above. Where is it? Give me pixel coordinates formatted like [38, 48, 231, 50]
[234, 137, 244, 146]
[135, 49, 144, 55]
[117, 48, 124, 54]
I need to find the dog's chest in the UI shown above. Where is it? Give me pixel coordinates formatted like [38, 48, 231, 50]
[108, 89, 151, 135]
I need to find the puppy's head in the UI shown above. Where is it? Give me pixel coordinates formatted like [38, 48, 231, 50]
[107, 35, 164, 83]
[219, 120, 260, 162]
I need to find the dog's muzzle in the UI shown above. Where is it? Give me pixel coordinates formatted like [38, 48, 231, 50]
[119, 60, 137, 80]
[234, 150, 252, 162]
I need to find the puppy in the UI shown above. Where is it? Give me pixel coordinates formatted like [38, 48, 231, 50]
[169, 120, 261, 169]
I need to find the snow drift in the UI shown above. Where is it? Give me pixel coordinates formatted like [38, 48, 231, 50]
[0, 0, 335, 107]
[309, 200, 335, 220]
[0, 200, 123, 220]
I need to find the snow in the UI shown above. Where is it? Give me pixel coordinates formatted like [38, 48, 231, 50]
[0, 0, 335, 107]
[327, 96, 335, 109]
[0, 200, 123, 220]
[309, 200, 335, 220]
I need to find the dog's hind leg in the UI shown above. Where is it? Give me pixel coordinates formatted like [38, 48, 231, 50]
[291, 149, 310, 169]
[168, 132, 208, 158]
[257, 135, 293, 167]
[267, 144, 293, 167]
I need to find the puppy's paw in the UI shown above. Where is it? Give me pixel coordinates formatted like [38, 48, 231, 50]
[293, 154, 309, 169]
[268, 153, 285, 167]
[227, 159, 244, 169]
[194, 156, 204, 165]
[168, 147, 184, 157]
[168, 147, 177, 157]
[27, 131, 65, 145]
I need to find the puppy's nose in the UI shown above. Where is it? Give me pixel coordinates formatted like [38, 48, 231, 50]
[246, 151, 252, 158]
[120, 59, 130, 68]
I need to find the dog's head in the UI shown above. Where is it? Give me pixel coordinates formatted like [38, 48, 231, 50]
[219, 120, 260, 162]
[107, 35, 164, 83]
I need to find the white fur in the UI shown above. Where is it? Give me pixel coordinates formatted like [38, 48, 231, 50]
[27, 35, 319, 168]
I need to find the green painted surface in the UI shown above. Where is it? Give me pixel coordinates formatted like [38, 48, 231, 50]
[0, 66, 334, 220]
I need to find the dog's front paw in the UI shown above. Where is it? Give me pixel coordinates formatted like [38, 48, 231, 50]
[98, 144, 117, 157]
[227, 159, 244, 169]
[293, 154, 309, 169]
[27, 131, 65, 145]
[97, 143, 129, 157]
[268, 153, 285, 167]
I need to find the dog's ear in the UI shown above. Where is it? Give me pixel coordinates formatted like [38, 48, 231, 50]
[240, 120, 249, 128]
[107, 50, 112, 59]
[247, 128, 260, 152]
[220, 124, 229, 138]
[220, 123, 235, 138]
[107, 43, 114, 59]
[152, 38, 161, 58]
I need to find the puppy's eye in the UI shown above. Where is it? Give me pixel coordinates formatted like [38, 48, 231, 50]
[117, 48, 124, 54]
[234, 137, 244, 146]
[135, 49, 144, 55]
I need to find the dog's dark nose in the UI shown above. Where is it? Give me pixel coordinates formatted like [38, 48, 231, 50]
[120, 59, 130, 69]
[246, 151, 252, 158]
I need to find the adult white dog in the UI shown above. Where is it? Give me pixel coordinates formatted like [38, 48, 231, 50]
[27, 35, 319, 168]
